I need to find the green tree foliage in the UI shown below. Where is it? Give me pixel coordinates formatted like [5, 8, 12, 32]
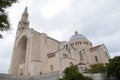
[88, 63, 105, 73]
[0, 0, 18, 38]
[106, 56, 120, 80]
[59, 65, 93, 80]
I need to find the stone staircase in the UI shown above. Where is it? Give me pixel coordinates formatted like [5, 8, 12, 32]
[0, 73, 32, 80]
[0, 71, 59, 80]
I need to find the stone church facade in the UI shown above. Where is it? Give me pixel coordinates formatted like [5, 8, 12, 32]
[10, 7, 110, 76]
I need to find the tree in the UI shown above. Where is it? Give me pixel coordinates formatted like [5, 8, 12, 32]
[0, 0, 18, 38]
[88, 63, 105, 73]
[59, 65, 93, 80]
[106, 56, 120, 80]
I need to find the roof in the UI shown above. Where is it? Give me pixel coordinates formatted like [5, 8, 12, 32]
[90, 45, 102, 50]
[89, 45, 102, 52]
[78, 62, 86, 65]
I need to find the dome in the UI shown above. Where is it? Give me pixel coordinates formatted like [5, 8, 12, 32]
[69, 31, 87, 42]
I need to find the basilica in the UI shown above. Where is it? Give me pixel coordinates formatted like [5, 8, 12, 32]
[10, 7, 110, 76]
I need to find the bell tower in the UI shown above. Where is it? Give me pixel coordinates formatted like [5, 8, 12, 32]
[10, 7, 30, 75]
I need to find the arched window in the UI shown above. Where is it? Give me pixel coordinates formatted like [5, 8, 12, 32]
[82, 49, 85, 53]
[79, 51, 83, 61]
[95, 56, 98, 62]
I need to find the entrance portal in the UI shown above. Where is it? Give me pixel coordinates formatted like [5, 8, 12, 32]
[16, 36, 28, 74]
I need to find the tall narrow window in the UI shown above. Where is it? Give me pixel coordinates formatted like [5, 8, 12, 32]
[79, 51, 83, 61]
[95, 56, 98, 62]
[50, 65, 53, 71]
[81, 67, 83, 71]
[82, 49, 85, 53]
[66, 44, 68, 50]
[69, 48, 70, 52]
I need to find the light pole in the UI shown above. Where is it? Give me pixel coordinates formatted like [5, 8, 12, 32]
[104, 64, 108, 80]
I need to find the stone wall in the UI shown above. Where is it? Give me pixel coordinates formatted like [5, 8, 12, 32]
[83, 73, 107, 80]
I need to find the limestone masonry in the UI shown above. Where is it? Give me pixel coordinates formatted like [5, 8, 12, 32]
[10, 7, 110, 76]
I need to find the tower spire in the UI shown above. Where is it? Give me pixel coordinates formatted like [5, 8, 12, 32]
[22, 6, 28, 19]
[17, 6, 29, 30]
[24, 6, 28, 12]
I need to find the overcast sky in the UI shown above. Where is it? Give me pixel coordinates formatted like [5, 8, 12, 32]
[0, 0, 120, 73]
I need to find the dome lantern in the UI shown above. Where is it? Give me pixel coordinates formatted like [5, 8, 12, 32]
[75, 31, 78, 35]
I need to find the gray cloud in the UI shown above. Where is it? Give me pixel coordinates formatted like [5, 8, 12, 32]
[0, 0, 120, 73]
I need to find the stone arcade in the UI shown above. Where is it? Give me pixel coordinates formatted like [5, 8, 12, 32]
[10, 7, 110, 77]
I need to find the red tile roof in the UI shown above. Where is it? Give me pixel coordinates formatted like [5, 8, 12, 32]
[78, 62, 86, 65]
[90, 45, 101, 50]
